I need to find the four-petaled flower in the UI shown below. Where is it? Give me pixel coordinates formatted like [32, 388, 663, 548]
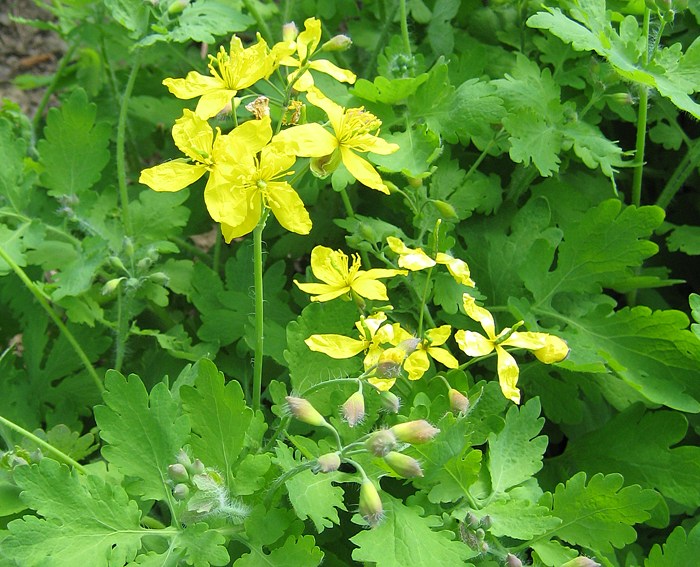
[393, 325, 459, 381]
[454, 294, 569, 404]
[278, 17, 356, 92]
[276, 87, 399, 193]
[387, 236, 474, 286]
[295, 246, 406, 302]
[163, 35, 288, 119]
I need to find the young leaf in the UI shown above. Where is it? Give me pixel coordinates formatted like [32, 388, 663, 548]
[233, 535, 323, 567]
[37, 88, 111, 196]
[95, 371, 190, 501]
[3, 459, 144, 566]
[172, 523, 230, 567]
[350, 496, 476, 566]
[546, 472, 659, 554]
[466, 497, 561, 540]
[284, 468, 346, 532]
[556, 404, 700, 509]
[645, 523, 700, 566]
[488, 398, 547, 495]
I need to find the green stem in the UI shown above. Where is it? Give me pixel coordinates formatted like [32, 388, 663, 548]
[32, 43, 78, 136]
[655, 139, 700, 210]
[0, 245, 104, 394]
[114, 289, 129, 372]
[465, 128, 504, 182]
[363, 0, 397, 77]
[252, 207, 269, 412]
[0, 413, 88, 474]
[399, 0, 411, 55]
[417, 267, 434, 336]
[241, 0, 274, 44]
[631, 9, 651, 208]
[116, 50, 143, 238]
[264, 462, 313, 506]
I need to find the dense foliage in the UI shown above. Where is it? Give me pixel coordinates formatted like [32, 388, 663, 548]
[1, 0, 699, 565]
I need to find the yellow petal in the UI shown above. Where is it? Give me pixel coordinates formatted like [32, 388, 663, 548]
[195, 89, 237, 120]
[428, 346, 459, 369]
[218, 190, 261, 242]
[305, 87, 344, 130]
[454, 329, 494, 357]
[350, 278, 390, 301]
[294, 281, 349, 302]
[297, 17, 322, 61]
[309, 59, 356, 84]
[368, 376, 396, 391]
[501, 331, 548, 351]
[496, 346, 521, 404]
[139, 160, 206, 192]
[462, 294, 496, 339]
[340, 147, 390, 193]
[305, 334, 366, 358]
[163, 72, 223, 99]
[274, 123, 338, 157]
[436, 254, 475, 287]
[532, 334, 570, 364]
[203, 179, 249, 225]
[228, 117, 273, 156]
[309, 246, 347, 286]
[171, 110, 213, 162]
[356, 312, 388, 338]
[289, 69, 315, 92]
[266, 182, 312, 235]
[425, 325, 452, 347]
[350, 132, 400, 155]
[404, 350, 430, 380]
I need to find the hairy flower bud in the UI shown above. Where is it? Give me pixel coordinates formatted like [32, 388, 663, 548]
[358, 479, 384, 527]
[390, 420, 440, 444]
[282, 22, 299, 42]
[432, 199, 459, 220]
[366, 429, 397, 457]
[506, 553, 523, 567]
[173, 483, 190, 500]
[101, 277, 125, 295]
[384, 451, 423, 478]
[561, 558, 602, 567]
[168, 463, 189, 483]
[448, 388, 470, 414]
[314, 452, 341, 473]
[188, 458, 205, 476]
[379, 391, 401, 413]
[342, 391, 365, 427]
[321, 34, 352, 52]
[286, 396, 328, 427]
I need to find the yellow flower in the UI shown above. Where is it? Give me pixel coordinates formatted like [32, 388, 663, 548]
[393, 325, 459, 381]
[387, 236, 475, 287]
[162, 35, 285, 119]
[203, 117, 311, 241]
[295, 246, 407, 302]
[278, 17, 356, 92]
[274, 87, 399, 193]
[139, 109, 255, 208]
[454, 294, 569, 404]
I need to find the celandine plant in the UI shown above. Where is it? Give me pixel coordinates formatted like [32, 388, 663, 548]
[1, 0, 700, 566]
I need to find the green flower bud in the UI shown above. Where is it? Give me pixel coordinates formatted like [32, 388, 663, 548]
[342, 391, 365, 427]
[173, 483, 190, 500]
[379, 391, 401, 413]
[286, 396, 329, 427]
[384, 451, 423, 478]
[366, 429, 397, 457]
[358, 479, 384, 527]
[432, 199, 459, 220]
[448, 388, 470, 414]
[167, 0, 189, 15]
[147, 271, 170, 286]
[314, 452, 341, 473]
[108, 256, 128, 273]
[390, 420, 440, 444]
[136, 257, 153, 271]
[561, 558, 602, 567]
[188, 458, 205, 476]
[168, 463, 189, 483]
[321, 34, 352, 52]
[176, 449, 192, 468]
[282, 22, 299, 42]
[101, 277, 125, 295]
[506, 554, 523, 567]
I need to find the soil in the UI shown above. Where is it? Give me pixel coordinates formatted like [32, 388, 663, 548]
[0, 0, 65, 116]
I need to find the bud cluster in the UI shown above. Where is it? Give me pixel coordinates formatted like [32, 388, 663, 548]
[0, 446, 43, 469]
[459, 512, 491, 554]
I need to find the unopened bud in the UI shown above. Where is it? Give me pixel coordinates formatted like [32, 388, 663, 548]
[167, 0, 189, 15]
[282, 22, 299, 42]
[533, 335, 570, 364]
[366, 429, 397, 457]
[448, 389, 470, 414]
[168, 463, 189, 483]
[397, 337, 421, 354]
[384, 451, 423, 478]
[176, 449, 192, 468]
[376, 347, 406, 379]
[148, 272, 170, 285]
[342, 391, 365, 427]
[188, 458, 205, 476]
[101, 277, 125, 295]
[561, 558, 602, 567]
[173, 483, 190, 500]
[480, 515, 492, 529]
[136, 257, 153, 271]
[466, 512, 480, 527]
[314, 452, 341, 473]
[321, 34, 352, 52]
[108, 256, 128, 273]
[379, 391, 401, 413]
[432, 199, 459, 220]
[390, 420, 440, 444]
[506, 554, 523, 567]
[358, 479, 384, 527]
[285, 396, 328, 427]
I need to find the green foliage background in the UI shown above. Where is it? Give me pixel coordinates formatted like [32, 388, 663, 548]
[1, 0, 700, 565]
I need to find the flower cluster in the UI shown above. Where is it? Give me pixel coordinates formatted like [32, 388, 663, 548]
[299, 237, 570, 403]
[139, 18, 399, 241]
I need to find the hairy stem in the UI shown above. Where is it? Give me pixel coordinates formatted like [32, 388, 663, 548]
[631, 9, 651, 208]
[252, 207, 269, 412]
[656, 139, 700, 210]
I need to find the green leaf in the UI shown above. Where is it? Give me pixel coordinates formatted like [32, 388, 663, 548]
[488, 398, 547, 494]
[0, 118, 28, 205]
[503, 110, 562, 176]
[350, 496, 476, 565]
[180, 359, 262, 487]
[104, 0, 149, 38]
[4, 459, 144, 566]
[285, 468, 346, 532]
[427, 0, 460, 56]
[468, 497, 561, 540]
[530, 539, 578, 567]
[37, 89, 111, 196]
[558, 404, 700, 508]
[546, 472, 659, 554]
[351, 74, 430, 104]
[173, 523, 230, 567]
[370, 124, 442, 178]
[95, 371, 190, 501]
[667, 224, 700, 255]
[426, 447, 482, 503]
[234, 535, 323, 567]
[645, 523, 700, 566]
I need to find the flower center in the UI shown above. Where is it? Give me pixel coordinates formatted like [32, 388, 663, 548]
[339, 108, 381, 142]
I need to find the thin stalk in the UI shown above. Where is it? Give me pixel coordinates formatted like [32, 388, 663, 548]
[0, 414, 88, 474]
[363, 0, 397, 77]
[655, 139, 700, 210]
[114, 289, 129, 372]
[32, 43, 78, 135]
[417, 266, 434, 336]
[631, 9, 651, 208]
[399, 0, 411, 55]
[116, 50, 143, 238]
[0, 245, 104, 394]
[241, 0, 273, 44]
[252, 206, 269, 412]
